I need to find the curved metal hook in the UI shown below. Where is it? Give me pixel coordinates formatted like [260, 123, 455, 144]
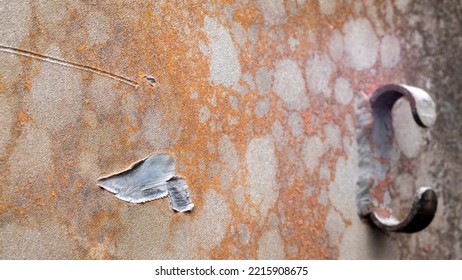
[356, 84, 438, 233]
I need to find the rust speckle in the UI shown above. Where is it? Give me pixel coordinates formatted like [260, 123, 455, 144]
[17, 111, 31, 124]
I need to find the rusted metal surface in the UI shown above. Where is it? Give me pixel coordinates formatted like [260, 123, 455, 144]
[0, 0, 461, 259]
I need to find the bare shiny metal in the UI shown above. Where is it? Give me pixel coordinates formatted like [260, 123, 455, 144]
[97, 154, 194, 212]
[357, 84, 437, 233]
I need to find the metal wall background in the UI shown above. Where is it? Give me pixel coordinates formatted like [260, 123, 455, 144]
[1, 0, 461, 259]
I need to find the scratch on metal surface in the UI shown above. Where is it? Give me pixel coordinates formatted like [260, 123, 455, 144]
[0, 44, 138, 88]
[97, 154, 194, 212]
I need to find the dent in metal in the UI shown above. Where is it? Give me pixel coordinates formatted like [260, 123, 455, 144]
[97, 154, 194, 212]
[356, 84, 437, 233]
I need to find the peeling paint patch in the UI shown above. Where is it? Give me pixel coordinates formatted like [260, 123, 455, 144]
[256, 67, 273, 95]
[395, 0, 411, 12]
[246, 136, 278, 220]
[334, 77, 353, 105]
[325, 123, 342, 149]
[380, 35, 401, 68]
[98, 154, 194, 212]
[28, 58, 83, 132]
[7, 124, 51, 186]
[272, 120, 288, 150]
[199, 106, 210, 123]
[142, 109, 177, 150]
[219, 135, 239, 189]
[328, 30, 344, 62]
[343, 18, 379, 70]
[87, 76, 117, 115]
[0, 95, 14, 156]
[288, 111, 304, 138]
[0, 0, 31, 45]
[255, 98, 270, 118]
[306, 53, 335, 97]
[204, 16, 241, 87]
[86, 11, 111, 45]
[237, 223, 250, 244]
[0, 52, 22, 89]
[171, 189, 231, 258]
[274, 59, 308, 110]
[257, 0, 287, 26]
[302, 135, 324, 173]
[258, 228, 285, 259]
[319, 0, 336, 16]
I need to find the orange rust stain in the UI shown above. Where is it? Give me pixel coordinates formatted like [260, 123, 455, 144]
[14, 207, 26, 216]
[234, 5, 261, 29]
[81, 72, 91, 81]
[33, 66, 41, 75]
[18, 111, 32, 124]
[0, 204, 8, 212]
[24, 80, 32, 90]
[77, 44, 86, 51]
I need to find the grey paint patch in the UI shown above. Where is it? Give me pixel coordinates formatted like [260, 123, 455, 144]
[98, 154, 194, 212]
[258, 228, 285, 259]
[231, 22, 246, 48]
[272, 120, 288, 150]
[0, 95, 14, 157]
[343, 18, 379, 70]
[288, 36, 299, 52]
[170, 189, 231, 258]
[0, 0, 32, 45]
[288, 111, 304, 138]
[29, 57, 83, 132]
[319, 0, 336, 15]
[328, 30, 344, 62]
[326, 208, 344, 246]
[7, 124, 51, 187]
[246, 136, 278, 220]
[0, 52, 22, 89]
[87, 75, 117, 115]
[255, 98, 270, 118]
[237, 223, 250, 244]
[257, 0, 287, 26]
[306, 53, 335, 97]
[380, 35, 401, 68]
[334, 77, 353, 105]
[219, 135, 239, 189]
[325, 123, 342, 149]
[395, 0, 411, 12]
[199, 106, 210, 123]
[273, 59, 308, 110]
[302, 135, 324, 173]
[256, 67, 273, 95]
[86, 11, 111, 45]
[204, 16, 241, 87]
[242, 72, 255, 91]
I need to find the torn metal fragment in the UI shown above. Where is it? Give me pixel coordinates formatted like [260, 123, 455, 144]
[166, 176, 195, 212]
[97, 154, 194, 212]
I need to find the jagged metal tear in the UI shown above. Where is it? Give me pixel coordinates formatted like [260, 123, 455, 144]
[97, 154, 194, 212]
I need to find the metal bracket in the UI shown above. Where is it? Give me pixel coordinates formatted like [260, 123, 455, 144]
[356, 84, 438, 233]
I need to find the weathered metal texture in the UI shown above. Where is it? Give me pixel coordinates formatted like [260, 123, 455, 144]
[0, 0, 460, 259]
